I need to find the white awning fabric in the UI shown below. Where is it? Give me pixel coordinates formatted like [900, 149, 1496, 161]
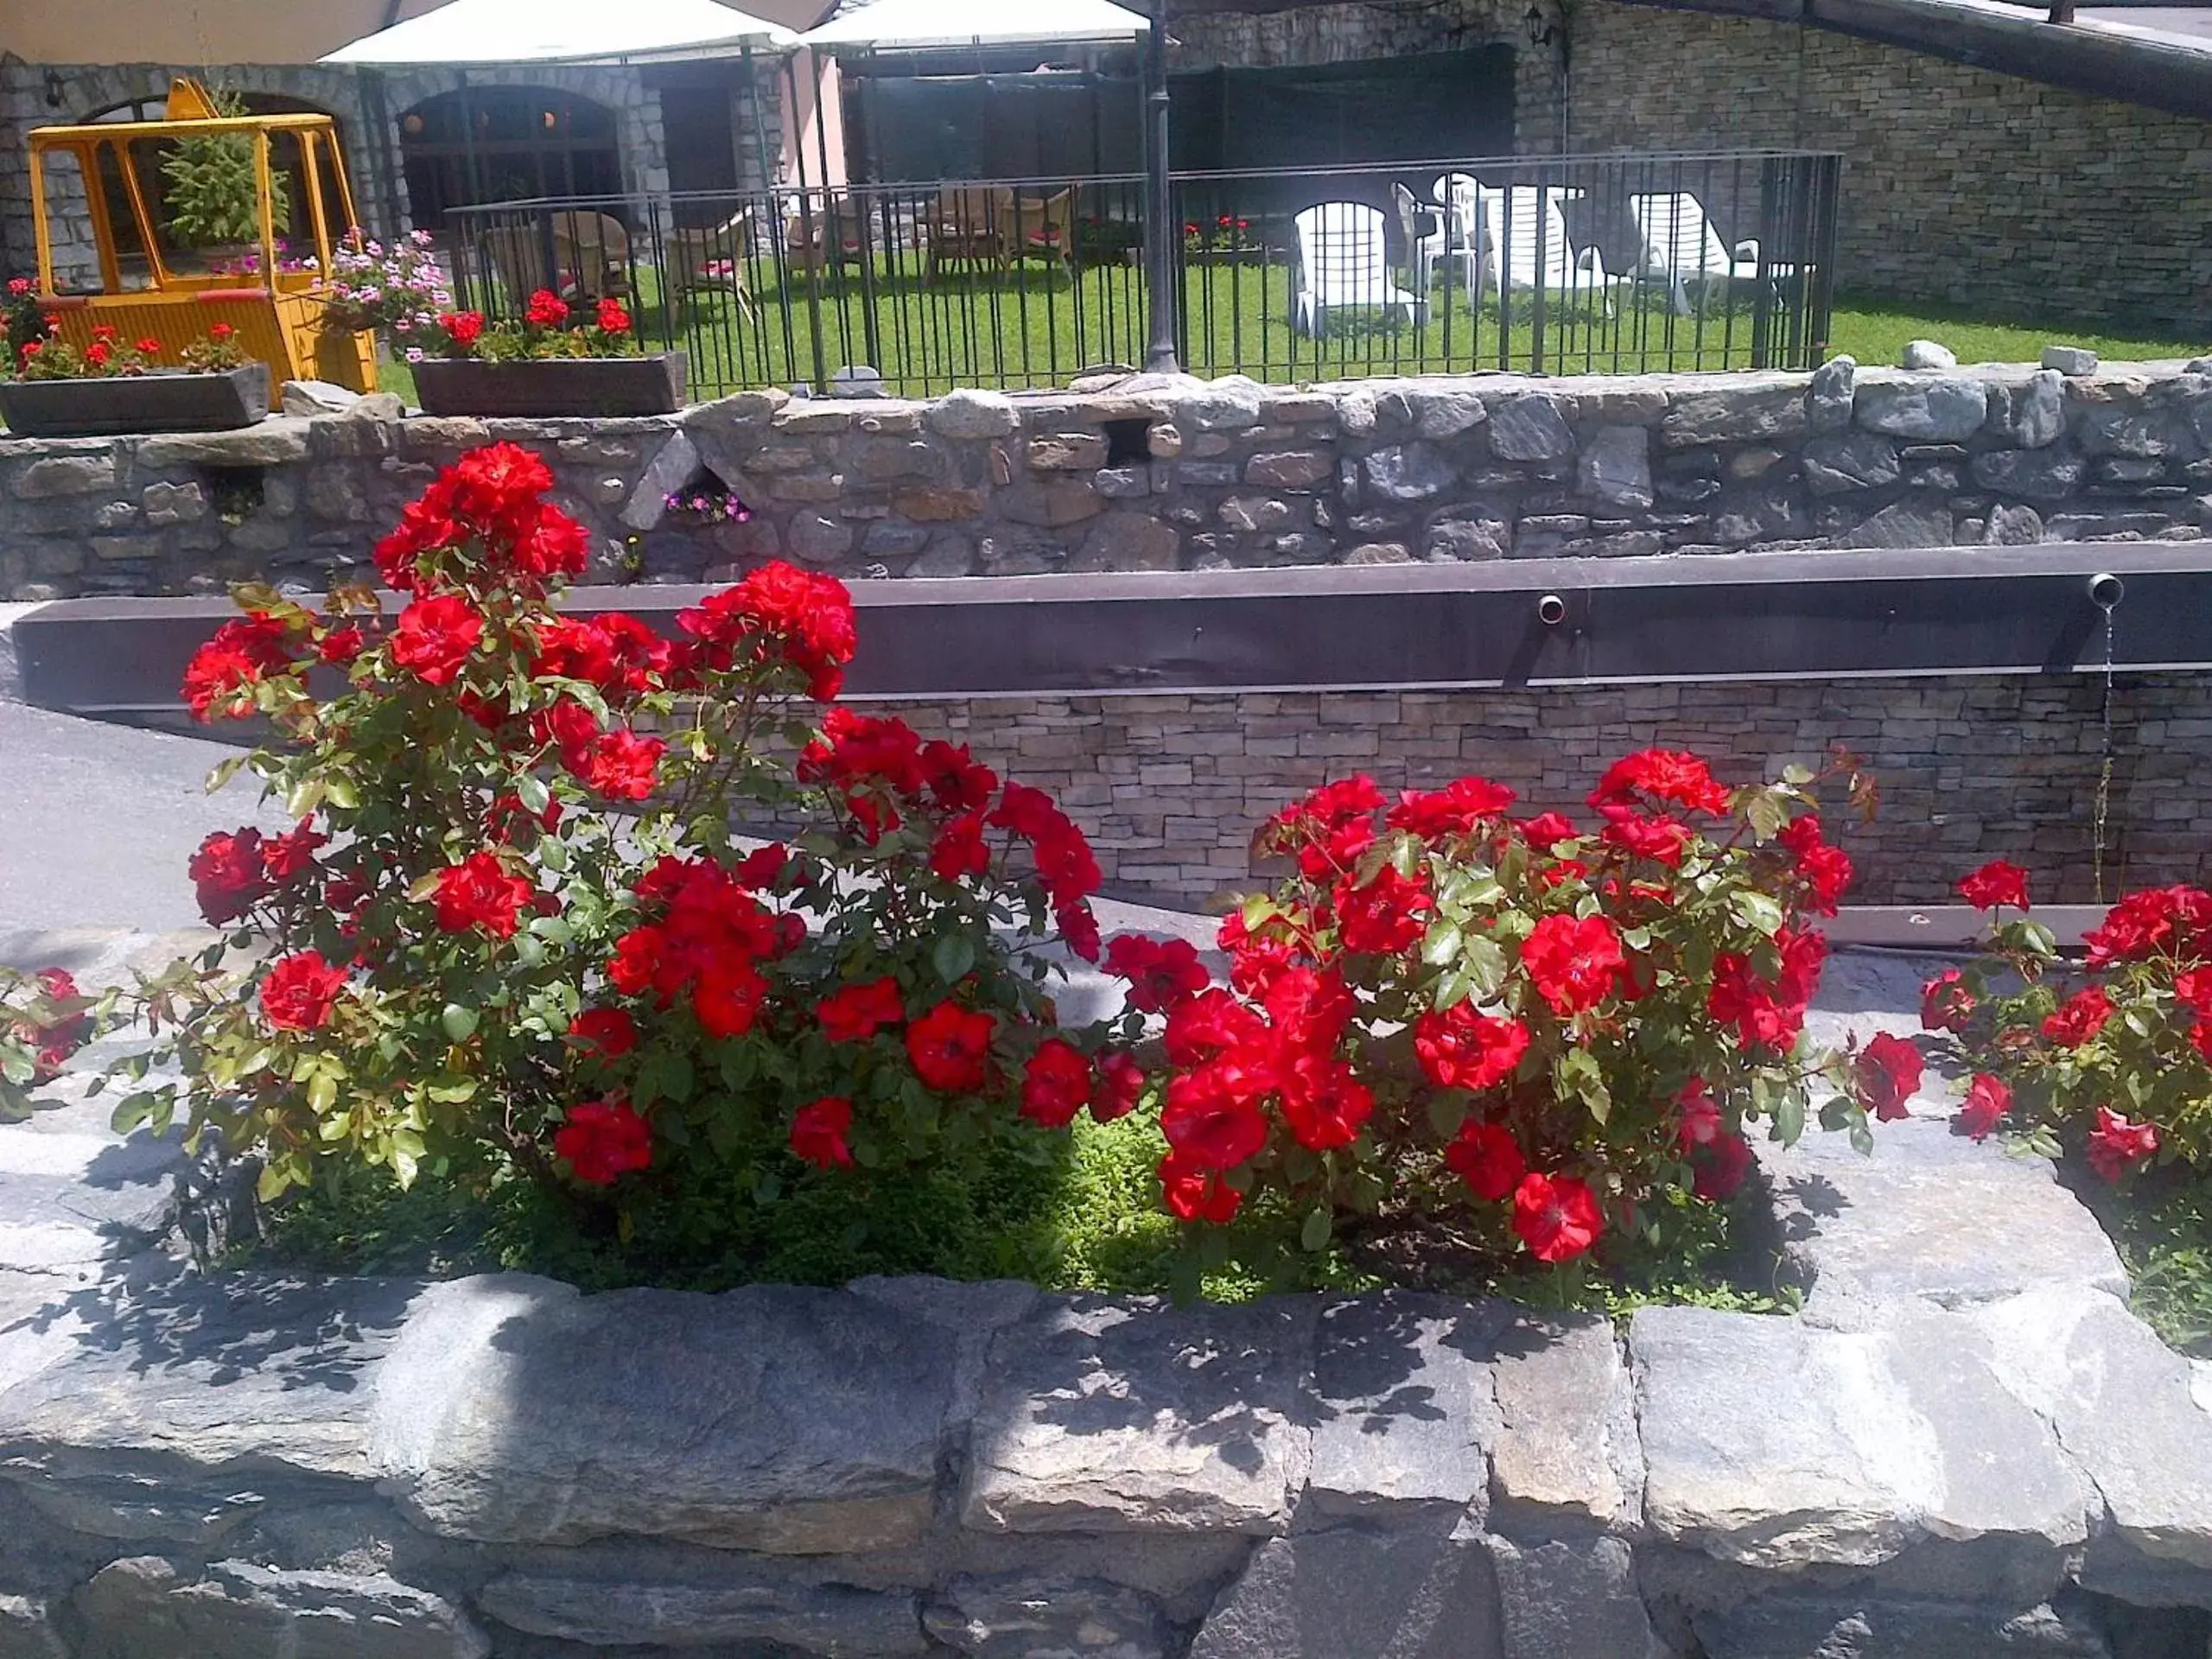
[321, 0, 798, 66]
[799, 0, 1150, 52]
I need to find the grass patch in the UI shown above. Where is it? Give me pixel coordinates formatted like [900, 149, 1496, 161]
[2067, 1159, 2212, 1357]
[240, 1116, 1801, 1319]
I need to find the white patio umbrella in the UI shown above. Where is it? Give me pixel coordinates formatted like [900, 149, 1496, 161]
[322, 0, 798, 66]
[799, 0, 1149, 52]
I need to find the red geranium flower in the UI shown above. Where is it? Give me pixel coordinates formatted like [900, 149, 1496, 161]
[1091, 1050, 1145, 1122]
[208, 322, 234, 342]
[1103, 934, 1210, 1014]
[595, 297, 631, 334]
[1921, 969, 1975, 1034]
[524, 289, 570, 328]
[439, 311, 485, 349]
[1589, 748, 1732, 816]
[434, 850, 534, 938]
[1413, 1004, 1530, 1092]
[1511, 1171, 1604, 1262]
[2042, 987, 2113, 1048]
[1387, 776, 1516, 839]
[389, 594, 483, 687]
[1955, 1073, 2011, 1141]
[555, 1097, 652, 1185]
[1020, 1039, 1091, 1128]
[1957, 859, 2031, 913]
[1853, 1032, 1924, 1122]
[259, 950, 347, 1032]
[906, 1000, 995, 1093]
[790, 1096, 855, 1169]
[568, 1007, 637, 1058]
[1444, 1119, 1526, 1201]
[189, 828, 272, 925]
[1521, 912, 1626, 1015]
[817, 976, 905, 1044]
[2086, 1105, 2158, 1182]
[1159, 1149, 1242, 1223]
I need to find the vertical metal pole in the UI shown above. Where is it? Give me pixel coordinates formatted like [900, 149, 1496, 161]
[1141, 1, 1180, 374]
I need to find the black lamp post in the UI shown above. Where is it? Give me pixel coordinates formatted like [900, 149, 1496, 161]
[1141, 0, 1180, 375]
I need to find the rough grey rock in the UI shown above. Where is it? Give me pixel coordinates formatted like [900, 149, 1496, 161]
[2042, 346, 2101, 376]
[0, 1124, 180, 1268]
[924, 1574, 1173, 1658]
[476, 1571, 928, 1655]
[1856, 379, 1989, 442]
[1579, 425, 1654, 508]
[137, 421, 313, 469]
[907, 533, 979, 576]
[1363, 443, 1458, 502]
[1969, 447, 2088, 501]
[961, 1295, 1311, 1536]
[377, 1276, 954, 1552]
[1410, 386, 1489, 440]
[1073, 512, 1181, 571]
[1695, 1595, 2109, 1659]
[1762, 1111, 2127, 1309]
[1244, 450, 1333, 489]
[1831, 496, 1953, 549]
[1486, 394, 1575, 462]
[12, 458, 116, 499]
[1801, 431, 1901, 496]
[786, 509, 855, 563]
[1983, 503, 2046, 544]
[1486, 1534, 1663, 1659]
[1659, 383, 1809, 448]
[618, 429, 701, 531]
[1900, 340, 1958, 371]
[1304, 1294, 1501, 1523]
[73, 1556, 488, 1659]
[1969, 1286, 2212, 1578]
[2078, 404, 2197, 460]
[2004, 371, 2068, 448]
[1185, 1527, 1502, 1659]
[0, 1592, 65, 1659]
[1182, 377, 1266, 433]
[1807, 356, 1856, 433]
[1489, 1311, 1639, 1531]
[278, 381, 362, 416]
[998, 478, 1105, 527]
[1424, 516, 1510, 560]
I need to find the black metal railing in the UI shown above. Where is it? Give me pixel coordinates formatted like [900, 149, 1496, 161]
[439, 149, 1840, 399]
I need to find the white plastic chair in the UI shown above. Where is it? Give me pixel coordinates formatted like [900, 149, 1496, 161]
[1391, 182, 1474, 295]
[1291, 202, 1427, 336]
[1628, 192, 1764, 315]
[1469, 185, 1625, 318]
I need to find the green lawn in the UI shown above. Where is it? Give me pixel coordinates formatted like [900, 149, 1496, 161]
[368, 257, 2207, 406]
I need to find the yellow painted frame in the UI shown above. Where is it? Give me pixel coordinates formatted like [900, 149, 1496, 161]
[25, 79, 378, 404]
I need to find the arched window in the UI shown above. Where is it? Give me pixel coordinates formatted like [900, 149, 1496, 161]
[398, 87, 622, 228]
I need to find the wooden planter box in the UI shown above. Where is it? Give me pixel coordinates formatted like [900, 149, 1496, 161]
[410, 353, 688, 418]
[0, 363, 271, 438]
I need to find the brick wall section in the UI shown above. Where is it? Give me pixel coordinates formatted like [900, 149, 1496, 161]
[824, 673, 2205, 911]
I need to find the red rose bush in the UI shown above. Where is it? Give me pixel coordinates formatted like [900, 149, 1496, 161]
[123, 444, 1124, 1227]
[1, 967, 100, 1119]
[1920, 861, 2212, 1180]
[1096, 750, 1892, 1271]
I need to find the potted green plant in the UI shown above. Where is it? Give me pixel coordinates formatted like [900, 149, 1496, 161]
[408, 291, 686, 417]
[0, 295, 268, 437]
[158, 93, 290, 271]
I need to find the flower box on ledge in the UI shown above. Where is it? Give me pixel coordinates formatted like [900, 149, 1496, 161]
[410, 353, 688, 419]
[0, 363, 271, 439]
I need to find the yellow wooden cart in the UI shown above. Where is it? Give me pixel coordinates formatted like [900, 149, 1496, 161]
[25, 79, 377, 404]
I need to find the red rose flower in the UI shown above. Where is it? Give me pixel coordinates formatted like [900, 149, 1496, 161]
[929, 813, 991, 882]
[1334, 864, 1433, 955]
[1511, 1171, 1604, 1262]
[2086, 1105, 2158, 1182]
[260, 821, 327, 883]
[1103, 934, 1210, 1014]
[181, 612, 294, 720]
[555, 1097, 652, 1185]
[1521, 912, 1626, 1015]
[576, 728, 665, 801]
[568, 1007, 637, 1058]
[258, 950, 347, 1032]
[1413, 1005, 1530, 1092]
[1386, 776, 1516, 840]
[918, 741, 999, 812]
[389, 594, 484, 687]
[2174, 967, 2212, 1014]
[1020, 1039, 1092, 1128]
[1921, 969, 1976, 1034]
[906, 1000, 995, 1093]
[1275, 1052, 1374, 1152]
[524, 289, 570, 328]
[1777, 816, 1853, 915]
[1091, 1050, 1145, 1122]
[1160, 1067, 1268, 1170]
[1955, 1073, 2011, 1141]
[2042, 987, 2113, 1048]
[1444, 1119, 1526, 1201]
[1853, 1032, 1924, 1121]
[2082, 886, 2212, 968]
[434, 850, 534, 938]
[1691, 1131, 1753, 1201]
[1589, 748, 1732, 816]
[692, 961, 766, 1039]
[1164, 988, 1268, 1069]
[817, 976, 905, 1044]
[317, 624, 367, 665]
[1057, 898, 1102, 965]
[1957, 859, 2031, 913]
[189, 828, 272, 924]
[1516, 810, 1580, 850]
[1597, 804, 1693, 868]
[1707, 927, 1827, 1052]
[1159, 1149, 1242, 1223]
[790, 1096, 855, 1169]
[677, 561, 857, 701]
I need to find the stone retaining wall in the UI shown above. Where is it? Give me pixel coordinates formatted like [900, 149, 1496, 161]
[5, 360, 2212, 602]
[0, 938, 2209, 1659]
